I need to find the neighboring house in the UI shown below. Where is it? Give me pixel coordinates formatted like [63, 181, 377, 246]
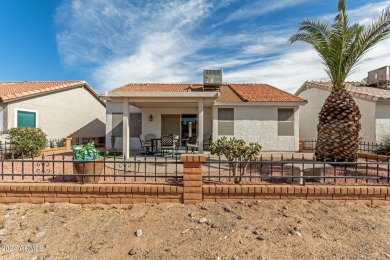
[296, 80, 390, 143]
[101, 83, 306, 156]
[0, 81, 106, 140]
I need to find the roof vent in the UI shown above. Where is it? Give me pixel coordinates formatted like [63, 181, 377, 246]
[203, 69, 222, 90]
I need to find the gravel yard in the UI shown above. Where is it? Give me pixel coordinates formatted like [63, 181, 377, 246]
[0, 200, 390, 259]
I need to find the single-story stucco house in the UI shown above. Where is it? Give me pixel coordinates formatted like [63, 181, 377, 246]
[0, 81, 106, 140]
[101, 82, 306, 156]
[296, 80, 390, 143]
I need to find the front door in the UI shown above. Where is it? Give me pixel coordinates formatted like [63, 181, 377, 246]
[181, 114, 197, 140]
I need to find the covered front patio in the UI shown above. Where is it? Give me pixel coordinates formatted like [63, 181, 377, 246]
[102, 90, 219, 158]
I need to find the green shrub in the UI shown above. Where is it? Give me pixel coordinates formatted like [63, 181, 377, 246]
[8, 127, 47, 158]
[72, 141, 102, 161]
[209, 137, 262, 183]
[375, 135, 390, 156]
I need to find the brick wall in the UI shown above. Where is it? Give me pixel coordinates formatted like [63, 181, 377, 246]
[0, 183, 182, 204]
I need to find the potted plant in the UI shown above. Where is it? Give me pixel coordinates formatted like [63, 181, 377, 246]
[72, 141, 104, 183]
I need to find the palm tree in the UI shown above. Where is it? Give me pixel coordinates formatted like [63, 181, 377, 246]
[290, 0, 390, 161]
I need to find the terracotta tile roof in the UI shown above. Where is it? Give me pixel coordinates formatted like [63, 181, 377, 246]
[0, 81, 93, 102]
[297, 81, 390, 101]
[110, 83, 204, 92]
[216, 85, 242, 102]
[229, 83, 306, 102]
[110, 83, 304, 103]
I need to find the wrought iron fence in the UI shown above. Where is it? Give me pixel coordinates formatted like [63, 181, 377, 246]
[203, 154, 390, 186]
[0, 152, 183, 184]
[1, 152, 389, 186]
[302, 140, 388, 155]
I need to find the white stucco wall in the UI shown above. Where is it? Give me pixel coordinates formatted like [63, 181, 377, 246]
[5, 87, 106, 140]
[375, 103, 390, 142]
[298, 87, 376, 142]
[105, 101, 212, 150]
[298, 88, 328, 140]
[212, 106, 300, 151]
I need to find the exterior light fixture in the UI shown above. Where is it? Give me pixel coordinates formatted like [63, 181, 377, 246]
[149, 114, 153, 121]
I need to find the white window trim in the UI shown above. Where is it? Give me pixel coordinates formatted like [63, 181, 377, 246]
[15, 108, 38, 128]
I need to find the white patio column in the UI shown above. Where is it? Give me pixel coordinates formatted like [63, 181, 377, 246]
[122, 98, 130, 158]
[198, 97, 204, 153]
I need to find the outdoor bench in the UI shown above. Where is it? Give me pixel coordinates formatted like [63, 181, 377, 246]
[284, 163, 333, 185]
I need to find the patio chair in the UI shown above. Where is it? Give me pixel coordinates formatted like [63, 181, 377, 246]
[161, 135, 176, 157]
[203, 134, 212, 150]
[186, 136, 199, 153]
[139, 134, 152, 155]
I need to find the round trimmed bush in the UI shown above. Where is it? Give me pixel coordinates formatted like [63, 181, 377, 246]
[8, 127, 47, 158]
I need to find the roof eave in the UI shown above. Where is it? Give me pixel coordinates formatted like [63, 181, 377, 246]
[104, 91, 220, 98]
[213, 101, 307, 107]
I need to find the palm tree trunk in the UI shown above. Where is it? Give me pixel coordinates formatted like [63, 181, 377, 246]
[315, 88, 361, 162]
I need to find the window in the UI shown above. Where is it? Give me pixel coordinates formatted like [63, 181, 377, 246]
[278, 108, 294, 136]
[218, 108, 234, 135]
[111, 113, 142, 137]
[17, 110, 37, 128]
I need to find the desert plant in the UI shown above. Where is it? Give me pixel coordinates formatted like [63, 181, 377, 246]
[290, 0, 390, 162]
[209, 137, 262, 183]
[72, 141, 102, 161]
[6, 127, 47, 158]
[375, 136, 390, 156]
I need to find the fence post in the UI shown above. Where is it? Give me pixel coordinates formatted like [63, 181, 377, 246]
[181, 154, 205, 204]
[64, 137, 72, 149]
[298, 138, 303, 152]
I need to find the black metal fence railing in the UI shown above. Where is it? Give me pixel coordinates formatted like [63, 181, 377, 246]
[0, 152, 183, 184]
[0, 152, 389, 186]
[0, 141, 12, 153]
[203, 154, 390, 186]
[302, 140, 389, 155]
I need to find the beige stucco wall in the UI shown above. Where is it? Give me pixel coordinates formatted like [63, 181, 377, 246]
[5, 87, 106, 140]
[105, 101, 212, 150]
[212, 106, 300, 151]
[298, 87, 376, 142]
[375, 103, 390, 142]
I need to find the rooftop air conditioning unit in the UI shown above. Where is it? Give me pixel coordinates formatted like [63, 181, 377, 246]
[203, 69, 223, 89]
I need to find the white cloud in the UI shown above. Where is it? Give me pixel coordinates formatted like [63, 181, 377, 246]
[220, 0, 309, 25]
[56, 0, 390, 93]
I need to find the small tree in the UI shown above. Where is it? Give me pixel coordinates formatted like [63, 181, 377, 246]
[7, 127, 47, 158]
[209, 137, 262, 183]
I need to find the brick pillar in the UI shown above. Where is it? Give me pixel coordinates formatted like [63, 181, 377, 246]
[298, 138, 303, 152]
[64, 137, 72, 149]
[181, 154, 205, 204]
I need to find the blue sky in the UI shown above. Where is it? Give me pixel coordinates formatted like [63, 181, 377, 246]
[1, 0, 390, 94]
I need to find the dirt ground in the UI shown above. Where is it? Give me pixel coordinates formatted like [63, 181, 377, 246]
[0, 200, 390, 260]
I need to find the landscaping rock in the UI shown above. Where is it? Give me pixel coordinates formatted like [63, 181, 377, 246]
[189, 212, 196, 218]
[256, 235, 266, 241]
[128, 248, 138, 255]
[198, 217, 207, 223]
[237, 215, 243, 220]
[135, 229, 142, 237]
[7, 204, 18, 210]
[232, 254, 239, 260]
[200, 205, 208, 210]
[36, 232, 45, 239]
[294, 226, 302, 232]
[224, 206, 232, 212]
